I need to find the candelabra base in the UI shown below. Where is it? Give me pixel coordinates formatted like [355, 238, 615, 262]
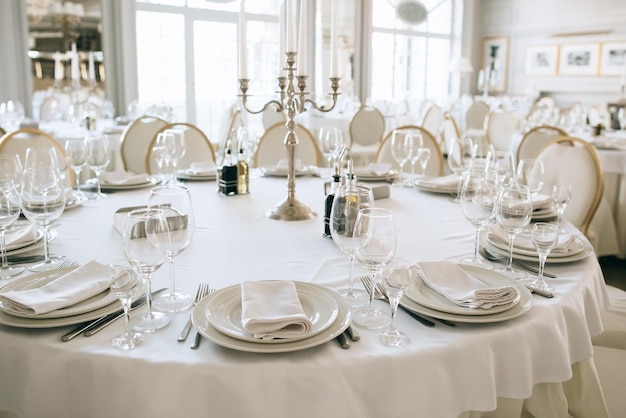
[266, 197, 316, 221]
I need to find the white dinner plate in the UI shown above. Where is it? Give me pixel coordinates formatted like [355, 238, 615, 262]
[485, 231, 592, 263]
[400, 265, 532, 323]
[413, 176, 459, 193]
[193, 282, 351, 353]
[65, 193, 88, 210]
[176, 170, 217, 181]
[0, 267, 117, 319]
[353, 169, 398, 182]
[5, 226, 43, 253]
[206, 281, 339, 344]
[405, 264, 521, 316]
[260, 166, 318, 177]
[99, 179, 155, 191]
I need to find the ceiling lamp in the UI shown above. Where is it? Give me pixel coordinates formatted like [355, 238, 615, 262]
[395, 0, 428, 25]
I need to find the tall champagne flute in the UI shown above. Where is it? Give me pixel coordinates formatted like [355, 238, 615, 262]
[64, 138, 87, 198]
[108, 260, 146, 350]
[407, 131, 424, 180]
[352, 208, 397, 329]
[164, 129, 186, 184]
[515, 159, 544, 196]
[0, 154, 23, 277]
[491, 150, 515, 187]
[391, 130, 415, 186]
[459, 169, 496, 268]
[85, 133, 110, 199]
[495, 184, 532, 280]
[20, 165, 66, 272]
[330, 184, 374, 307]
[530, 223, 558, 293]
[123, 208, 170, 332]
[447, 136, 474, 201]
[149, 185, 195, 312]
[551, 184, 571, 231]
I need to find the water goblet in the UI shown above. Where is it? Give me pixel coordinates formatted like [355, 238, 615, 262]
[417, 147, 431, 177]
[378, 258, 413, 347]
[352, 207, 397, 329]
[85, 133, 110, 199]
[447, 136, 474, 200]
[459, 169, 496, 268]
[391, 129, 416, 186]
[0, 181, 23, 279]
[108, 260, 146, 350]
[164, 129, 186, 183]
[551, 184, 571, 231]
[495, 184, 532, 280]
[123, 208, 170, 332]
[330, 184, 374, 307]
[490, 150, 515, 187]
[318, 127, 342, 176]
[530, 223, 559, 293]
[471, 142, 495, 171]
[515, 159, 544, 196]
[408, 131, 424, 180]
[149, 185, 195, 312]
[64, 138, 87, 198]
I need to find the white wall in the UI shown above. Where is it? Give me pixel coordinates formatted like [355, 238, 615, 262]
[477, 0, 626, 107]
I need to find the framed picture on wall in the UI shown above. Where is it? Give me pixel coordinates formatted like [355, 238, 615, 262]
[599, 41, 626, 76]
[525, 45, 559, 76]
[558, 43, 599, 76]
[481, 37, 509, 92]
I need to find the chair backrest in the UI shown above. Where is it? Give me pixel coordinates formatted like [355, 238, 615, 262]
[145, 122, 216, 174]
[442, 112, 461, 154]
[536, 136, 603, 236]
[418, 99, 435, 120]
[374, 125, 444, 176]
[349, 106, 385, 147]
[262, 104, 286, 131]
[465, 101, 490, 130]
[484, 110, 517, 151]
[0, 127, 5, 137]
[0, 128, 73, 186]
[218, 104, 245, 155]
[119, 115, 168, 174]
[253, 122, 321, 168]
[516, 125, 567, 164]
[421, 104, 443, 143]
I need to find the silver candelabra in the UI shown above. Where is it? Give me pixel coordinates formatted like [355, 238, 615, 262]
[238, 51, 341, 221]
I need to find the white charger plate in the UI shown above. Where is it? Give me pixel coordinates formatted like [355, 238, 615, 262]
[193, 282, 351, 353]
[400, 265, 532, 323]
[406, 264, 521, 316]
[177, 170, 217, 181]
[0, 267, 117, 319]
[206, 281, 339, 344]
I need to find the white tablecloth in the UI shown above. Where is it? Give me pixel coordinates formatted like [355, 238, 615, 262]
[0, 176, 610, 418]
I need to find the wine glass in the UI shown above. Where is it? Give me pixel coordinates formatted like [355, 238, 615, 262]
[352, 207, 397, 329]
[164, 129, 186, 183]
[151, 143, 168, 183]
[551, 184, 571, 231]
[85, 133, 110, 199]
[123, 208, 170, 332]
[459, 169, 496, 268]
[330, 184, 374, 307]
[64, 138, 87, 198]
[318, 127, 342, 175]
[149, 185, 195, 312]
[20, 159, 66, 272]
[416, 148, 431, 177]
[378, 258, 413, 347]
[0, 154, 23, 278]
[470, 142, 495, 171]
[237, 127, 259, 170]
[390, 130, 415, 186]
[515, 159, 544, 196]
[495, 184, 532, 280]
[530, 223, 559, 293]
[490, 150, 515, 187]
[407, 131, 424, 180]
[447, 136, 474, 200]
[108, 260, 146, 350]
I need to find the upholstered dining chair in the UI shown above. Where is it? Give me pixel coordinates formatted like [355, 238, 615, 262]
[145, 122, 216, 174]
[484, 109, 517, 151]
[253, 122, 321, 168]
[119, 115, 168, 174]
[441, 112, 461, 155]
[0, 127, 5, 137]
[374, 125, 444, 177]
[348, 106, 386, 165]
[421, 104, 443, 145]
[261, 103, 286, 131]
[516, 125, 567, 164]
[465, 101, 489, 131]
[535, 136, 603, 237]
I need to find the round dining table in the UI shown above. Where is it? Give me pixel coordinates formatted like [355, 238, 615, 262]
[0, 172, 610, 418]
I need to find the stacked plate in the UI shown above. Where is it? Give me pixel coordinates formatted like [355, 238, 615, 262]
[353, 166, 398, 182]
[5, 222, 45, 259]
[99, 173, 156, 192]
[0, 267, 120, 328]
[400, 264, 533, 323]
[192, 281, 351, 353]
[413, 174, 459, 193]
[259, 165, 318, 177]
[176, 168, 217, 181]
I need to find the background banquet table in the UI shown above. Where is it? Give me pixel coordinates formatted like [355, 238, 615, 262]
[0, 174, 610, 418]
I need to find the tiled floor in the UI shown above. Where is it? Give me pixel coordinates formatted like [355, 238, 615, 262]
[599, 256, 626, 291]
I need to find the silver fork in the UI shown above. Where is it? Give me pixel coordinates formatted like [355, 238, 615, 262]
[178, 283, 210, 342]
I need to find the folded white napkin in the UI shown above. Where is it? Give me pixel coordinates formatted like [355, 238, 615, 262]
[100, 171, 148, 185]
[489, 224, 577, 254]
[418, 174, 460, 188]
[187, 161, 216, 175]
[355, 163, 391, 176]
[417, 261, 518, 309]
[240, 281, 312, 340]
[5, 223, 38, 248]
[0, 261, 111, 315]
[275, 159, 302, 171]
[531, 194, 553, 211]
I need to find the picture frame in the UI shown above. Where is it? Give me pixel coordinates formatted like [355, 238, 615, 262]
[599, 41, 626, 76]
[558, 43, 599, 76]
[481, 37, 509, 92]
[525, 45, 559, 76]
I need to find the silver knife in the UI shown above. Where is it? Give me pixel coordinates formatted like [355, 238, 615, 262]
[336, 331, 351, 349]
[345, 325, 360, 342]
[61, 288, 166, 341]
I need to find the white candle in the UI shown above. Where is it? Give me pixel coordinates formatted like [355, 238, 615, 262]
[296, 0, 307, 76]
[70, 43, 79, 81]
[88, 51, 95, 82]
[286, 0, 296, 53]
[239, 0, 247, 78]
[278, 3, 285, 69]
[54, 52, 63, 81]
[329, 0, 338, 78]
